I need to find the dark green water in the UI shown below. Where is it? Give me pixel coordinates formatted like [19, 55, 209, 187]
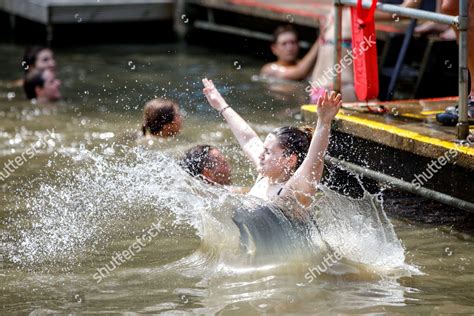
[0, 43, 473, 314]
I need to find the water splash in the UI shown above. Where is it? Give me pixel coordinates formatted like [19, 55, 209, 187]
[4, 145, 412, 279]
[315, 186, 406, 268]
[6, 146, 219, 268]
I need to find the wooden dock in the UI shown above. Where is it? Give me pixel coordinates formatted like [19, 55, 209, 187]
[185, 0, 406, 42]
[1, 0, 175, 42]
[303, 98, 474, 170]
[302, 98, 474, 204]
[1, 0, 174, 24]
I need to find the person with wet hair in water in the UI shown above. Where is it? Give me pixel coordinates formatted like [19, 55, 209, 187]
[12, 46, 57, 88]
[260, 25, 320, 81]
[142, 98, 183, 137]
[22, 46, 57, 74]
[202, 78, 341, 258]
[23, 68, 62, 104]
[180, 144, 232, 186]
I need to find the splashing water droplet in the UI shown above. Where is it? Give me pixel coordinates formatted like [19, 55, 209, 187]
[74, 13, 82, 23]
[74, 294, 83, 303]
[444, 247, 454, 257]
[128, 61, 136, 70]
[392, 14, 399, 22]
[233, 61, 242, 70]
[180, 294, 189, 303]
[7, 92, 16, 101]
[21, 61, 29, 70]
[181, 14, 189, 24]
[375, 194, 384, 203]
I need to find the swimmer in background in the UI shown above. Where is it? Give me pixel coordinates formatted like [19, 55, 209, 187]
[11, 46, 57, 88]
[141, 98, 183, 138]
[23, 46, 56, 74]
[260, 25, 320, 81]
[202, 78, 341, 214]
[23, 68, 61, 104]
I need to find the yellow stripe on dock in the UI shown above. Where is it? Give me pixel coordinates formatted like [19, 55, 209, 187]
[301, 105, 474, 156]
[420, 110, 444, 115]
[399, 113, 428, 119]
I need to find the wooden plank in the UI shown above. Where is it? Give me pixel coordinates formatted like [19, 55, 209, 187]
[50, 2, 173, 23]
[3, 0, 49, 24]
[2, 0, 174, 24]
[187, 0, 326, 28]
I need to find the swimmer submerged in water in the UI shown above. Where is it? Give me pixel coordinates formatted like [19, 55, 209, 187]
[202, 78, 341, 211]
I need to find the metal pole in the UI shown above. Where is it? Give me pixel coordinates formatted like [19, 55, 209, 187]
[333, 1, 343, 93]
[173, 0, 186, 38]
[385, 16, 419, 100]
[337, 0, 458, 26]
[457, 0, 470, 140]
[325, 156, 474, 213]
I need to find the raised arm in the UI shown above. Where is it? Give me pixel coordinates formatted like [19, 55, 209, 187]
[285, 40, 320, 80]
[202, 78, 263, 169]
[280, 90, 341, 207]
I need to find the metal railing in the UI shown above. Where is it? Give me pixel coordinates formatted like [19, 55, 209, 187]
[333, 0, 470, 140]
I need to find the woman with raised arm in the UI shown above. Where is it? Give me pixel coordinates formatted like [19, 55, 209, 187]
[202, 78, 341, 212]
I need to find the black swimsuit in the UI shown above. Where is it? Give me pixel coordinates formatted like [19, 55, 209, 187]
[232, 203, 312, 259]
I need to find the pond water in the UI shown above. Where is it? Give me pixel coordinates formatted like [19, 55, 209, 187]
[0, 43, 473, 314]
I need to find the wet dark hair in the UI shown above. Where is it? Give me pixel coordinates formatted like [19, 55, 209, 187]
[22, 46, 48, 73]
[180, 145, 215, 177]
[272, 25, 299, 44]
[142, 98, 179, 136]
[272, 126, 313, 170]
[23, 69, 45, 99]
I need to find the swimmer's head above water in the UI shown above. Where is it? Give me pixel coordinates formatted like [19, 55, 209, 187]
[23, 68, 62, 103]
[258, 127, 313, 181]
[142, 98, 182, 137]
[22, 46, 56, 74]
[271, 25, 300, 65]
[180, 145, 232, 185]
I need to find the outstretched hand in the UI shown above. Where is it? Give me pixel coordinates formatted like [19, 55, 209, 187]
[316, 90, 342, 123]
[202, 78, 228, 112]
